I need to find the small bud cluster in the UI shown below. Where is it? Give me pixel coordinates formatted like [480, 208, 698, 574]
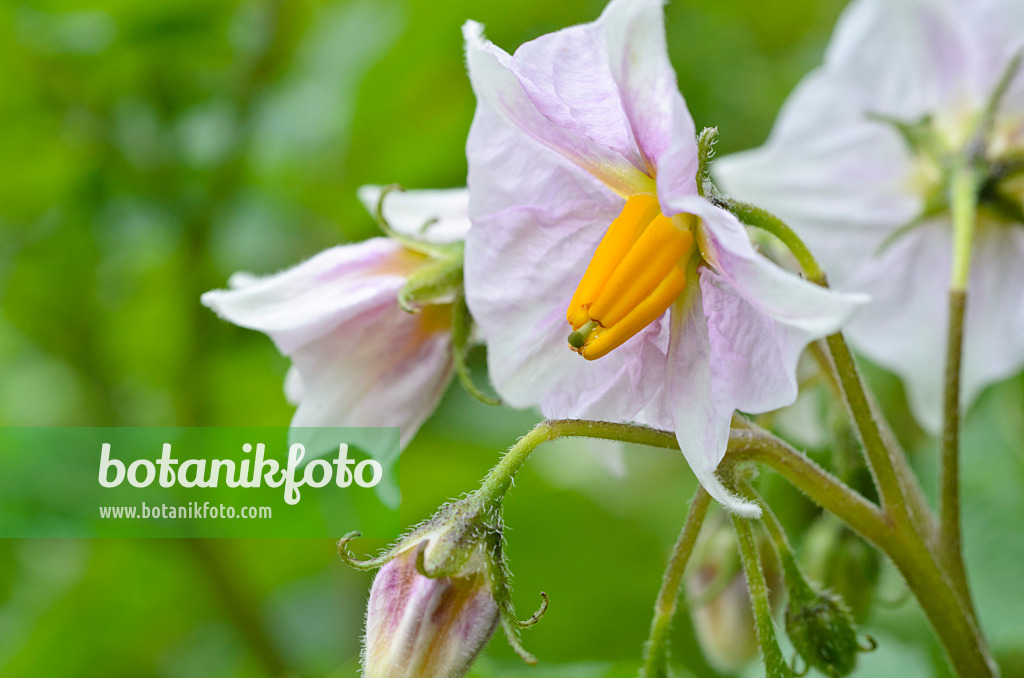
[340, 492, 547, 678]
[782, 550, 860, 677]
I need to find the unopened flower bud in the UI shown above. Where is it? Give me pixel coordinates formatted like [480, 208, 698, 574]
[687, 518, 782, 674]
[803, 517, 880, 622]
[363, 542, 499, 678]
[783, 551, 859, 677]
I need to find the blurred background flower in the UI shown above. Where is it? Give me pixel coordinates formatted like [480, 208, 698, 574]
[1, 1, 1022, 677]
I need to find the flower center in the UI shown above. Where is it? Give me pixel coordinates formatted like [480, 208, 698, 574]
[566, 194, 698, 360]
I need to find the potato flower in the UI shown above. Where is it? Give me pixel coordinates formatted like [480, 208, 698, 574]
[202, 186, 470, 448]
[462, 0, 866, 514]
[715, 0, 1024, 432]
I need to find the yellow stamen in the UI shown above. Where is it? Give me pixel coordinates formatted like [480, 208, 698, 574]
[582, 265, 687, 360]
[566, 196, 698, 361]
[567, 194, 661, 329]
[587, 214, 694, 328]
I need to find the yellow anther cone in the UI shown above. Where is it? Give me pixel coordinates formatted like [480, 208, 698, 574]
[566, 194, 699, 361]
[582, 264, 688, 360]
[587, 215, 694, 328]
[566, 194, 661, 329]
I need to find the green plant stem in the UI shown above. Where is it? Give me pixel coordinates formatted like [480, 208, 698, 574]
[640, 487, 712, 678]
[475, 419, 678, 505]
[811, 339, 935, 537]
[721, 427, 886, 544]
[940, 160, 980, 614]
[940, 290, 970, 605]
[727, 428, 998, 678]
[712, 175, 994, 676]
[716, 185, 933, 537]
[721, 198, 827, 286]
[736, 479, 792, 560]
[824, 334, 912, 517]
[731, 514, 793, 678]
[475, 419, 997, 677]
[950, 167, 981, 291]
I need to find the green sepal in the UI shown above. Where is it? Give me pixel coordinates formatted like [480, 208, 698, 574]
[697, 126, 719, 197]
[452, 289, 501, 406]
[485, 523, 548, 666]
[371, 184, 466, 259]
[866, 112, 944, 160]
[397, 252, 464, 312]
[782, 550, 860, 678]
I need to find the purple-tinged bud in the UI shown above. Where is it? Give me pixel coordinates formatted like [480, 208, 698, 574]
[687, 518, 783, 674]
[363, 543, 499, 678]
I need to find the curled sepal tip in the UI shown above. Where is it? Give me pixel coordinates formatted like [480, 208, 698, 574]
[374, 184, 464, 259]
[452, 291, 502, 406]
[857, 634, 878, 653]
[515, 591, 549, 629]
[500, 614, 538, 666]
[337, 531, 395, 571]
[487, 537, 547, 666]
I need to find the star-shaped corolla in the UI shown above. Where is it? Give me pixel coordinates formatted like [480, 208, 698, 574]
[462, 0, 866, 515]
[202, 186, 470, 449]
[714, 0, 1024, 433]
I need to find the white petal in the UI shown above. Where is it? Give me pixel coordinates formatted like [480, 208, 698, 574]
[203, 240, 452, 448]
[842, 225, 950, 432]
[668, 194, 869, 336]
[665, 292, 761, 518]
[202, 239, 414, 353]
[356, 185, 471, 244]
[825, 0, 976, 116]
[845, 222, 1024, 433]
[699, 269, 811, 416]
[962, 225, 1024, 408]
[288, 304, 454, 449]
[712, 71, 920, 285]
[463, 20, 653, 198]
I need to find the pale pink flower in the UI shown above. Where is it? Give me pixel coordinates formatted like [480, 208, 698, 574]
[715, 0, 1024, 432]
[202, 186, 469, 448]
[363, 544, 498, 678]
[462, 0, 866, 515]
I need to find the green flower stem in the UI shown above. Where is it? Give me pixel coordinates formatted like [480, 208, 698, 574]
[950, 166, 981, 291]
[715, 187, 933, 537]
[731, 513, 794, 678]
[735, 479, 793, 562]
[722, 426, 886, 544]
[940, 161, 980, 611]
[727, 428, 998, 678]
[824, 334, 914, 519]
[940, 289, 970, 602]
[478, 419, 885, 551]
[475, 420, 678, 506]
[812, 338, 936, 538]
[882, 525, 998, 678]
[640, 487, 712, 678]
[720, 198, 827, 286]
[474, 419, 996, 677]
[712, 178, 993, 676]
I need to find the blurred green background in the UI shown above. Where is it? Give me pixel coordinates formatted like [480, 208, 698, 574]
[2, 0, 1023, 676]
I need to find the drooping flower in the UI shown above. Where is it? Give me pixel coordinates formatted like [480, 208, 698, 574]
[714, 0, 1024, 432]
[363, 543, 499, 678]
[462, 0, 866, 515]
[202, 186, 470, 448]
